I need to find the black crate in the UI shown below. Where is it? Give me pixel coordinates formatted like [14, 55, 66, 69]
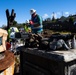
[20, 46, 76, 75]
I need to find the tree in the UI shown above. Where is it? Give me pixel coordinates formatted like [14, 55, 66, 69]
[69, 17, 74, 24]
[45, 18, 51, 22]
[52, 12, 55, 21]
[13, 20, 17, 25]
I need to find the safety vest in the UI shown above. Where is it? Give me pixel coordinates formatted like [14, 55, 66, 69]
[24, 25, 31, 32]
[8, 29, 11, 38]
[8, 27, 19, 38]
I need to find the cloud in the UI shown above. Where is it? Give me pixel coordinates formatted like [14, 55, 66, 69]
[64, 12, 69, 16]
[56, 12, 61, 15]
[65, 12, 69, 15]
[42, 14, 49, 19]
[42, 12, 70, 20]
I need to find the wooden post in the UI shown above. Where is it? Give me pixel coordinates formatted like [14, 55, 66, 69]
[6, 9, 16, 31]
[6, 9, 16, 42]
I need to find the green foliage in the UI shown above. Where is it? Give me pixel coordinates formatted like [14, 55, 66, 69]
[13, 21, 17, 25]
[52, 16, 55, 21]
[69, 17, 74, 24]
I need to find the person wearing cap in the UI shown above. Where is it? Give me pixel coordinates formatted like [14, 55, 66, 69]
[24, 20, 31, 33]
[30, 9, 43, 34]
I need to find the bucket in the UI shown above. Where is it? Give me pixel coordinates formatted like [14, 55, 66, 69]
[0, 50, 15, 75]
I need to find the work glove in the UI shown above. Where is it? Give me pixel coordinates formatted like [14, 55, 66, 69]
[29, 20, 34, 25]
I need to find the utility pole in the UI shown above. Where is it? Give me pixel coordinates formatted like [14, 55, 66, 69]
[52, 12, 55, 21]
[62, 11, 63, 16]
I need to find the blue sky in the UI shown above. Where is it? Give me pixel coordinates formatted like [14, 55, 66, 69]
[0, 0, 76, 27]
